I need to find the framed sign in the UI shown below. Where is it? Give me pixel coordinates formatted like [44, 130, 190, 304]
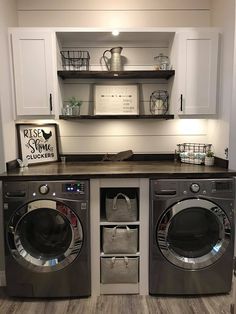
[94, 85, 139, 115]
[16, 123, 59, 165]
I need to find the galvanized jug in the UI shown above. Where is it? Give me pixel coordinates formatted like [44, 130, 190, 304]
[103, 47, 123, 71]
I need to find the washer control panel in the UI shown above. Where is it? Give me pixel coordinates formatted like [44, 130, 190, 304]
[25, 180, 89, 200]
[3, 180, 90, 203]
[63, 182, 85, 193]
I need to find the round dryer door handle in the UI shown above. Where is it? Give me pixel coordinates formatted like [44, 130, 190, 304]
[39, 184, 49, 195]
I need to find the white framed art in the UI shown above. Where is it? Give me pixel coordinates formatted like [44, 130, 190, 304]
[94, 85, 139, 115]
[16, 123, 59, 165]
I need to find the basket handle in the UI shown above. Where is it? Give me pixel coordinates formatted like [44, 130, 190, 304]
[111, 225, 130, 239]
[112, 193, 131, 210]
[110, 256, 129, 268]
[124, 257, 129, 267]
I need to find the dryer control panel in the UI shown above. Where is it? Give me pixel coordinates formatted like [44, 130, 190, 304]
[151, 178, 235, 199]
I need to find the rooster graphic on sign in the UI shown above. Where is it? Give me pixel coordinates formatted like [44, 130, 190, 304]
[41, 129, 52, 141]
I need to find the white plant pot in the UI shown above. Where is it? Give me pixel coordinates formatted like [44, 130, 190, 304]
[205, 156, 214, 166]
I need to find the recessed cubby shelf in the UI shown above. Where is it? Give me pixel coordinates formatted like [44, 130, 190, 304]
[99, 187, 140, 294]
[58, 71, 175, 120]
[100, 221, 140, 226]
[100, 252, 140, 257]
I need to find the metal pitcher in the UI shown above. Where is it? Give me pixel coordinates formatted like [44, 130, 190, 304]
[103, 47, 123, 71]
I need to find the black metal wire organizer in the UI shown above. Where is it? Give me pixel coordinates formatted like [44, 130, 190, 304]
[60, 50, 90, 71]
[177, 143, 212, 164]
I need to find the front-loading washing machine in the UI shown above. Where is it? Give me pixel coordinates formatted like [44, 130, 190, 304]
[149, 178, 235, 295]
[3, 180, 90, 298]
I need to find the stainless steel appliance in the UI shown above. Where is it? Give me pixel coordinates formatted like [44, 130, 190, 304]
[149, 178, 235, 295]
[3, 180, 90, 297]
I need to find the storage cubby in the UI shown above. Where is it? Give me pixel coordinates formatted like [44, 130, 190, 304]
[100, 256, 139, 284]
[100, 187, 139, 222]
[99, 187, 140, 294]
[101, 225, 139, 255]
[90, 178, 149, 296]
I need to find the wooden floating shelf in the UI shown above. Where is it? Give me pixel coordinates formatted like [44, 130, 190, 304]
[59, 114, 174, 120]
[57, 70, 175, 80]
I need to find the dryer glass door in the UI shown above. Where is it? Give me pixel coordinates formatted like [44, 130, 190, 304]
[157, 199, 231, 270]
[7, 200, 83, 272]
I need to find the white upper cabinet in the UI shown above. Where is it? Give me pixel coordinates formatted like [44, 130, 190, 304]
[10, 31, 56, 116]
[177, 31, 219, 115]
[9, 28, 219, 118]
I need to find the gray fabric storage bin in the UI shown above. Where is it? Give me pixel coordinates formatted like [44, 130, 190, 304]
[105, 192, 138, 222]
[101, 257, 139, 284]
[103, 226, 138, 254]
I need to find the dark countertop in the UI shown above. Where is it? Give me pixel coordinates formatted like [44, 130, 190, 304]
[1, 161, 236, 181]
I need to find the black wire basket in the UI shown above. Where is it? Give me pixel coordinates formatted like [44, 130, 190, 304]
[149, 90, 169, 115]
[60, 50, 90, 71]
[177, 143, 212, 164]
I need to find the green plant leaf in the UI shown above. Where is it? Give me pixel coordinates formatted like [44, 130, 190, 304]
[68, 96, 83, 107]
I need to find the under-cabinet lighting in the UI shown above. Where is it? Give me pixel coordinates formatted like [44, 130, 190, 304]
[178, 119, 205, 134]
[112, 30, 120, 36]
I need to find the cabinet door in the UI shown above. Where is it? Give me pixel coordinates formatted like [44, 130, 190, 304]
[11, 31, 55, 116]
[178, 31, 219, 115]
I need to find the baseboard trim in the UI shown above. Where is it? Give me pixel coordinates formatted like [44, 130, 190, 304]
[0, 271, 6, 286]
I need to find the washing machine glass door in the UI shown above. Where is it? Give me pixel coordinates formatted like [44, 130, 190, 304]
[157, 198, 231, 270]
[7, 200, 83, 272]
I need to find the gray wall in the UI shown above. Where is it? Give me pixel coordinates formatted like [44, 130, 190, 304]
[0, 0, 18, 275]
[16, 0, 211, 27]
[208, 0, 235, 160]
[229, 4, 236, 171]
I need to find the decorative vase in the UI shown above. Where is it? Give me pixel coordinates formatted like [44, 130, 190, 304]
[62, 105, 72, 115]
[102, 47, 123, 71]
[205, 156, 214, 166]
[72, 106, 81, 116]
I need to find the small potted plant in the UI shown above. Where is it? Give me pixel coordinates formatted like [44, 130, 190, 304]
[68, 96, 83, 115]
[205, 151, 214, 166]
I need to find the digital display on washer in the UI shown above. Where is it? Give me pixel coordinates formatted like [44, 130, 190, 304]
[214, 181, 232, 191]
[64, 182, 84, 193]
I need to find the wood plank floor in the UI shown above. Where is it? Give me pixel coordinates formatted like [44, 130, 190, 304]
[0, 288, 233, 314]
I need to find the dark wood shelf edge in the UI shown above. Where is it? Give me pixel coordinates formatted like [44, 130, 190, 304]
[57, 70, 175, 80]
[59, 114, 174, 120]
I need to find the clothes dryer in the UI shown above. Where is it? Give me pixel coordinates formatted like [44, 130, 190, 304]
[149, 178, 235, 295]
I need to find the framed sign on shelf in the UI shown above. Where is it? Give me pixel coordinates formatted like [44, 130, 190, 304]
[16, 123, 59, 165]
[94, 84, 139, 115]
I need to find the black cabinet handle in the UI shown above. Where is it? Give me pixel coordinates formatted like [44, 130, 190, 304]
[49, 93, 53, 111]
[180, 94, 183, 112]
